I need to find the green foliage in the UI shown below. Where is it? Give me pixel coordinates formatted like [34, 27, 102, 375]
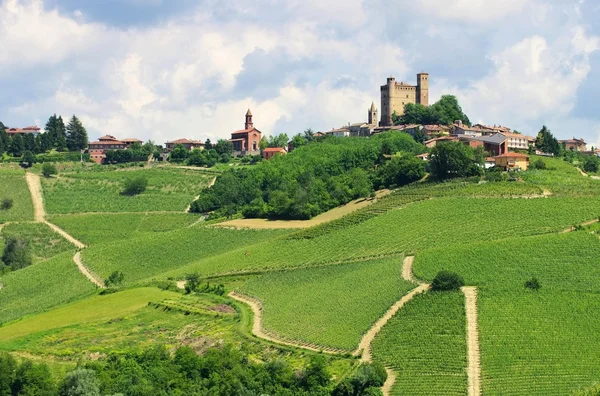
[431, 271, 464, 291]
[535, 125, 560, 156]
[59, 368, 100, 396]
[1, 236, 32, 271]
[12, 359, 56, 395]
[121, 176, 148, 196]
[333, 362, 387, 395]
[8, 135, 24, 157]
[65, 115, 88, 152]
[0, 170, 34, 222]
[583, 156, 600, 173]
[524, 277, 541, 291]
[1, 198, 13, 210]
[398, 95, 470, 126]
[267, 133, 289, 148]
[45, 114, 68, 151]
[184, 273, 201, 294]
[105, 271, 125, 287]
[376, 156, 426, 188]
[1, 222, 72, 263]
[531, 158, 547, 170]
[429, 142, 482, 180]
[41, 162, 58, 178]
[371, 291, 467, 395]
[239, 257, 416, 350]
[215, 139, 234, 156]
[485, 167, 508, 182]
[21, 150, 35, 167]
[168, 144, 188, 163]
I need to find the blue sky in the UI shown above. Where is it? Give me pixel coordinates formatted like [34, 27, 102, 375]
[1, 0, 600, 146]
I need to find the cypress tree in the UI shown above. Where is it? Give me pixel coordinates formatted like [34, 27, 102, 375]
[66, 115, 88, 151]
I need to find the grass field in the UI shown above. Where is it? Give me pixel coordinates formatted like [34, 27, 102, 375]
[165, 196, 600, 279]
[238, 257, 415, 351]
[1, 222, 73, 262]
[414, 232, 600, 395]
[0, 251, 97, 325]
[41, 168, 212, 214]
[0, 169, 34, 222]
[371, 291, 467, 395]
[82, 227, 291, 284]
[49, 213, 201, 245]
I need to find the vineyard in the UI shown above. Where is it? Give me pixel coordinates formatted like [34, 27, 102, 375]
[414, 231, 600, 394]
[1, 222, 73, 262]
[41, 167, 212, 214]
[371, 291, 468, 395]
[238, 257, 415, 351]
[49, 212, 200, 245]
[0, 168, 34, 222]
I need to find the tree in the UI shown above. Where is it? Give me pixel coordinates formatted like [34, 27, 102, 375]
[1, 198, 13, 210]
[398, 95, 470, 126]
[41, 163, 58, 178]
[525, 277, 541, 291]
[0, 353, 17, 396]
[535, 125, 560, 156]
[532, 158, 547, 170]
[583, 156, 599, 173]
[21, 150, 35, 168]
[8, 134, 24, 157]
[38, 132, 52, 153]
[12, 360, 55, 396]
[377, 156, 426, 188]
[429, 141, 482, 180]
[431, 271, 465, 291]
[267, 133, 289, 148]
[0, 126, 8, 156]
[215, 139, 233, 156]
[2, 236, 32, 271]
[290, 134, 307, 150]
[259, 136, 268, 151]
[59, 369, 99, 396]
[66, 115, 88, 151]
[204, 139, 213, 150]
[105, 271, 125, 287]
[184, 273, 202, 294]
[46, 114, 68, 151]
[23, 133, 37, 153]
[169, 144, 188, 162]
[303, 128, 315, 142]
[122, 176, 148, 196]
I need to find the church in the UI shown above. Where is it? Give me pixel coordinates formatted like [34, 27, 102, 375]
[230, 109, 262, 156]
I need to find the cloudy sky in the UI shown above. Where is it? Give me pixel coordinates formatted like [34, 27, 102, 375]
[1, 0, 600, 145]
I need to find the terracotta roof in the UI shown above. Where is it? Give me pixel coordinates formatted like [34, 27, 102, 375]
[425, 136, 458, 144]
[560, 138, 586, 144]
[263, 147, 287, 153]
[122, 138, 143, 143]
[98, 135, 118, 141]
[499, 132, 535, 140]
[166, 138, 203, 145]
[5, 126, 41, 134]
[89, 140, 125, 145]
[494, 152, 530, 159]
[232, 127, 261, 135]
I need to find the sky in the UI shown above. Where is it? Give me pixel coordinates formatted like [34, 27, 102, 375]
[1, 0, 600, 146]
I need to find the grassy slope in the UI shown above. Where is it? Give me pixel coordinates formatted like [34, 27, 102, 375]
[238, 257, 415, 351]
[0, 251, 97, 325]
[371, 291, 467, 395]
[164, 196, 600, 279]
[0, 169, 34, 222]
[1, 222, 73, 262]
[49, 213, 200, 245]
[414, 232, 600, 395]
[41, 168, 211, 214]
[82, 227, 291, 284]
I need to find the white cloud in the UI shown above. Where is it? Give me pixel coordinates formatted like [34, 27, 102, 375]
[411, 0, 536, 22]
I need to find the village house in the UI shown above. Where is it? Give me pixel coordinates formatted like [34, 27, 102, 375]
[165, 138, 204, 152]
[263, 147, 287, 160]
[122, 138, 143, 148]
[499, 132, 535, 151]
[88, 135, 128, 164]
[459, 134, 508, 156]
[422, 124, 451, 139]
[560, 138, 587, 152]
[424, 136, 459, 148]
[452, 121, 487, 137]
[230, 109, 262, 156]
[4, 126, 41, 137]
[494, 152, 529, 170]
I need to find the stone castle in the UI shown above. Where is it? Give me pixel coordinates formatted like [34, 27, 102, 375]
[380, 73, 429, 126]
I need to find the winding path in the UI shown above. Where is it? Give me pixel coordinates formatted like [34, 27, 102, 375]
[462, 286, 481, 396]
[24, 172, 103, 288]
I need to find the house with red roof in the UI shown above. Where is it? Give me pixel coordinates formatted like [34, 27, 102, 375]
[165, 138, 204, 152]
[88, 135, 128, 164]
[5, 126, 41, 137]
[230, 109, 262, 156]
[263, 147, 287, 160]
[494, 152, 529, 170]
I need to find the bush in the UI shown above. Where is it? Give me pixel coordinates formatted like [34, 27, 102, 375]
[105, 271, 124, 287]
[583, 156, 600, 173]
[121, 176, 148, 196]
[485, 167, 508, 182]
[1, 198, 13, 210]
[524, 277, 541, 291]
[377, 156, 426, 188]
[59, 368, 100, 396]
[532, 158, 547, 170]
[1, 236, 32, 271]
[21, 151, 35, 168]
[41, 162, 58, 178]
[431, 271, 464, 291]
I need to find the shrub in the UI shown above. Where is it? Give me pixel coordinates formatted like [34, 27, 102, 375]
[583, 156, 600, 173]
[184, 273, 202, 294]
[1, 236, 32, 271]
[105, 271, 124, 287]
[121, 176, 148, 196]
[21, 151, 35, 168]
[485, 168, 508, 182]
[532, 158, 547, 170]
[59, 368, 100, 396]
[431, 271, 464, 291]
[41, 163, 58, 178]
[524, 277, 541, 291]
[1, 198, 13, 210]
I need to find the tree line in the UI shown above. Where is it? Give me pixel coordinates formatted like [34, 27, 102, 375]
[0, 345, 387, 395]
[0, 114, 88, 158]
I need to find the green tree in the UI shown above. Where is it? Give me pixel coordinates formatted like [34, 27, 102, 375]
[583, 156, 599, 173]
[21, 150, 35, 167]
[23, 133, 37, 153]
[169, 144, 188, 162]
[9, 134, 24, 157]
[59, 369, 100, 396]
[2, 236, 32, 271]
[290, 134, 307, 150]
[0, 125, 8, 156]
[1, 198, 13, 210]
[41, 163, 58, 178]
[259, 136, 268, 151]
[121, 176, 148, 196]
[184, 273, 202, 294]
[431, 271, 465, 291]
[66, 115, 88, 151]
[204, 139, 213, 150]
[215, 139, 233, 155]
[303, 128, 315, 142]
[38, 132, 52, 153]
[0, 353, 17, 396]
[399, 95, 470, 126]
[46, 114, 68, 151]
[105, 271, 125, 287]
[429, 141, 481, 180]
[377, 156, 426, 188]
[535, 125, 560, 156]
[267, 133, 289, 148]
[12, 360, 55, 396]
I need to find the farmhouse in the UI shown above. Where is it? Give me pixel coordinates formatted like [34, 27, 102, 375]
[560, 138, 587, 152]
[499, 132, 535, 151]
[165, 138, 204, 152]
[494, 152, 529, 170]
[4, 126, 41, 137]
[88, 135, 128, 164]
[263, 147, 287, 160]
[230, 109, 262, 156]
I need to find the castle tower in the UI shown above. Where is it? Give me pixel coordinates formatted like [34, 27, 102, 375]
[416, 73, 429, 106]
[245, 109, 253, 130]
[380, 77, 396, 127]
[368, 102, 378, 125]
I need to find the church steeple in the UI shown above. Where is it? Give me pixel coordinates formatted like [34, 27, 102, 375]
[245, 109, 253, 130]
[368, 102, 378, 125]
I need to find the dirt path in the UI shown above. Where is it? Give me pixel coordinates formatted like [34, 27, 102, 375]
[562, 218, 600, 233]
[381, 368, 397, 395]
[44, 221, 86, 249]
[462, 286, 481, 396]
[25, 172, 45, 222]
[73, 252, 104, 288]
[185, 177, 216, 213]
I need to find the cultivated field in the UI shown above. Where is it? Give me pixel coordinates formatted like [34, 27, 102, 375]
[1, 222, 73, 262]
[0, 169, 34, 222]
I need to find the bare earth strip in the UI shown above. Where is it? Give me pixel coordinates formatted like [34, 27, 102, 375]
[462, 286, 481, 396]
[25, 172, 45, 222]
[216, 190, 391, 229]
[44, 221, 86, 249]
[73, 252, 104, 288]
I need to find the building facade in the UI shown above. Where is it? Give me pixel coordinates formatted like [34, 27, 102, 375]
[5, 126, 41, 137]
[263, 147, 287, 160]
[380, 73, 429, 126]
[499, 132, 535, 151]
[165, 138, 204, 152]
[88, 135, 128, 164]
[560, 138, 586, 152]
[230, 109, 262, 156]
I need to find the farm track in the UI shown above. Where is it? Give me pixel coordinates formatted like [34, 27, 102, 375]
[578, 167, 600, 180]
[462, 286, 481, 396]
[25, 172, 103, 288]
